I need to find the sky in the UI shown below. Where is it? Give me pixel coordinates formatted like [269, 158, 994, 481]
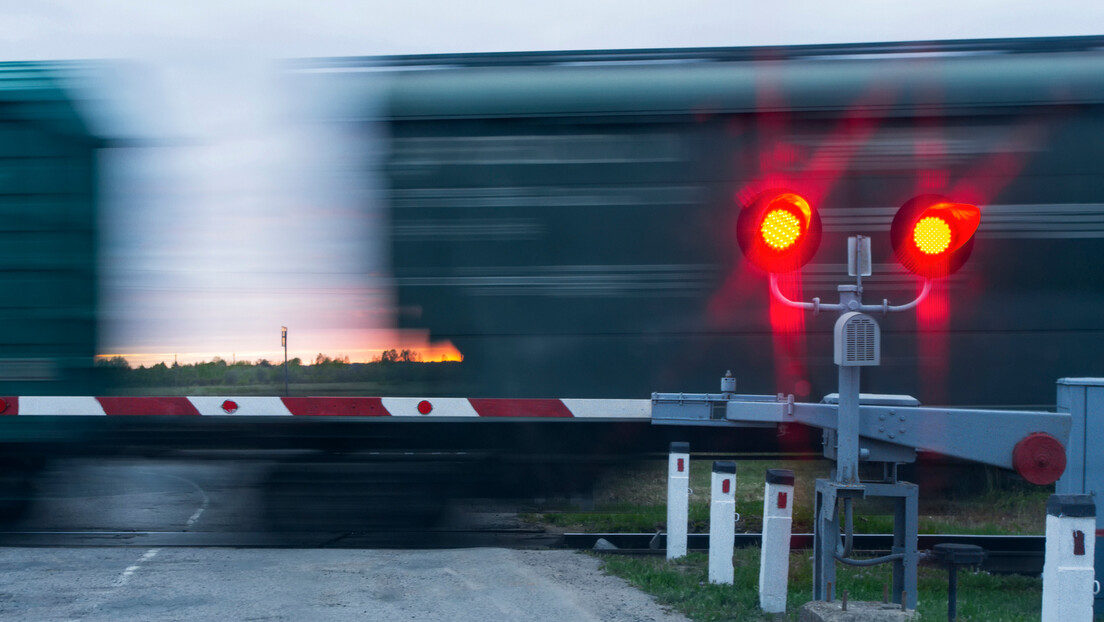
[0, 1, 1101, 367]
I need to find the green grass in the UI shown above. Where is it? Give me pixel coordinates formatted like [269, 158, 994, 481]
[114, 381, 465, 397]
[524, 459, 1049, 536]
[521, 459, 1063, 621]
[599, 550, 1044, 622]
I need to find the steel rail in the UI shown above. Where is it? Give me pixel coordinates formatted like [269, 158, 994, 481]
[567, 532, 1046, 575]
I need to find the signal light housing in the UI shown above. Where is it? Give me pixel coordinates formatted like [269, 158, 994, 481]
[737, 190, 822, 273]
[890, 195, 980, 278]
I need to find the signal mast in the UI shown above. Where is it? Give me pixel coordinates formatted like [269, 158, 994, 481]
[652, 191, 1068, 609]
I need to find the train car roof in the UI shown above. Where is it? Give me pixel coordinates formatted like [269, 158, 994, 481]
[0, 62, 101, 140]
[303, 35, 1104, 68]
[292, 36, 1104, 120]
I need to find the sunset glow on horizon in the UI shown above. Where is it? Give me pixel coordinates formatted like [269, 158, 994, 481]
[98, 334, 463, 368]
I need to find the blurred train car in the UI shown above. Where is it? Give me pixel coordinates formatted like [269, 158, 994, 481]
[0, 62, 788, 528]
[0, 63, 103, 397]
[304, 35, 1104, 409]
[0, 64, 780, 526]
[0, 63, 112, 518]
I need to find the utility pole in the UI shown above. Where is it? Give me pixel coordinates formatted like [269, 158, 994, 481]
[282, 326, 288, 397]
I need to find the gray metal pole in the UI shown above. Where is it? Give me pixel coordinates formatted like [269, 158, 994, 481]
[836, 365, 861, 483]
[834, 284, 863, 484]
[813, 480, 838, 602]
[282, 326, 289, 397]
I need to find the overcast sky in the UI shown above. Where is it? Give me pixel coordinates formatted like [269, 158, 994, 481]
[0, 1, 1100, 366]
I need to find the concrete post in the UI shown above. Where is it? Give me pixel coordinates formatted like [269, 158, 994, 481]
[1055, 378, 1104, 615]
[709, 461, 737, 584]
[666, 442, 690, 560]
[1043, 494, 1097, 622]
[759, 469, 794, 613]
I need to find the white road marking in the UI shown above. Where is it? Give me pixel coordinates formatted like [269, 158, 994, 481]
[157, 471, 211, 530]
[442, 566, 529, 618]
[186, 505, 207, 527]
[443, 567, 484, 590]
[113, 548, 160, 587]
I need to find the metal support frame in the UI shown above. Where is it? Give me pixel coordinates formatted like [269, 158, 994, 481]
[654, 384, 1068, 607]
[813, 479, 918, 609]
[803, 269, 933, 608]
[650, 236, 1073, 611]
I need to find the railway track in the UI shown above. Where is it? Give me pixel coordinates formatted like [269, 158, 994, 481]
[0, 527, 560, 549]
[568, 533, 1045, 575]
[0, 528, 1046, 575]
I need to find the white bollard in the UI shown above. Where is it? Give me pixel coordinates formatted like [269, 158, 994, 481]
[759, 468, 795, 613]
[1043, 494, 1097, 622]
[666, 442, 690, 560]
[709, 461, 737, 584]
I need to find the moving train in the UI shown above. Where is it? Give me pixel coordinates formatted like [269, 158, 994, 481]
[0, 62, 100, 398]
[9, 37, 1103, 408]
[314, 35, 1104, 409]
[1, 37, 1102, 527]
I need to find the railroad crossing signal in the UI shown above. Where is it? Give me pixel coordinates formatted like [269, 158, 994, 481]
[736, 190, 980, 280]
[662, 193, 1055, 610]
[890, 194, 981, 278]
[736, 190, 822, 273]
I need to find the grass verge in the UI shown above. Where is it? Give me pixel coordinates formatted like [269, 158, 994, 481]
[525, 459, 1058, 621]
[599, 549, 1043, 621]
[525, 459, 1049, 536]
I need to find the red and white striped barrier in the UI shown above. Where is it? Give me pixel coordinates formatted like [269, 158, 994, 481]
[0, 396, 652, 419]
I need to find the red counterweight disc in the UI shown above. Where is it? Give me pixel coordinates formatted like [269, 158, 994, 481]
[1012, 432, 1067, 485]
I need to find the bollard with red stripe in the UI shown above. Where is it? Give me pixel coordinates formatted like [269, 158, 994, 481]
[666, 442, 690, 560]
[759, 469, 795, 613]
[1043, 494, 1097, 622]
[709, 461, 737, 584]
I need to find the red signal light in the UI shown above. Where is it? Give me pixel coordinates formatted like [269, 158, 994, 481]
[737, 190, 821, 273]
[891, 195, 980, 278]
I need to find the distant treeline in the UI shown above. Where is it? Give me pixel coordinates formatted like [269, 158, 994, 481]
[95, 351, 456, 387]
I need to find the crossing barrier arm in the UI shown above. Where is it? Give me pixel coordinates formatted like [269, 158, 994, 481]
[652, 393, 1070, 480]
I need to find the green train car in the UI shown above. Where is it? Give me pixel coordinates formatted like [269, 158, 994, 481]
[0, 63, 102, 396]
[304, 35, 1104, 409]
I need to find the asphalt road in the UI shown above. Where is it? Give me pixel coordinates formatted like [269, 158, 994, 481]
[0, 547, 690, 621]
[13, 457, 269, 534]
[4, 456, 557, 546]
[0, 458, 690, 621]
